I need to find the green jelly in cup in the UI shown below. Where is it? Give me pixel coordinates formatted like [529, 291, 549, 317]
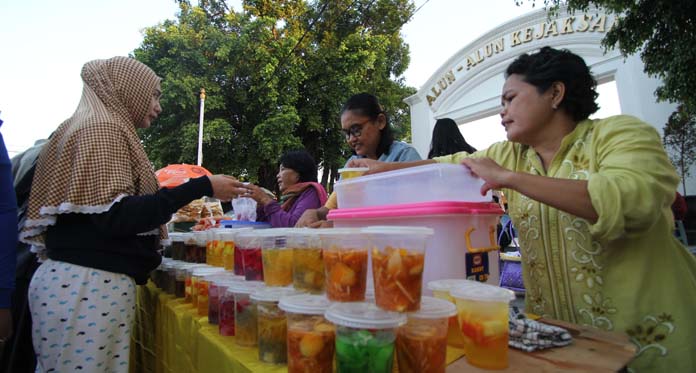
[325, 302, 406, 373]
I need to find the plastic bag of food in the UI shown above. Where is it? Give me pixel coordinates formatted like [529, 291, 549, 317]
[232, 197, 257, 221]
[171, 198, 205, 222]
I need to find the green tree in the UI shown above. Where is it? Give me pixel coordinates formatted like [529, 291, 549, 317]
[663, 106, 696, 195]
[135, 0, 415, 193]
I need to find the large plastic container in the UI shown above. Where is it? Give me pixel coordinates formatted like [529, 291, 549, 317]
[335, 163, 490, 209]
[329, 201, 504, 289]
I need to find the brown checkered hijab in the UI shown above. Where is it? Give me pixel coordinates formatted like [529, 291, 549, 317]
[21, 56, 164, 251]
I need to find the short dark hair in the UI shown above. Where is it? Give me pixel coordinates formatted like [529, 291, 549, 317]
[428, 118, 477, 158]
[341, 93, 394, 158]
[279, 150, 318, 183]
[505, 46, 599, 121]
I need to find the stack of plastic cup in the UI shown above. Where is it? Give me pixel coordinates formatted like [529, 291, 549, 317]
[395, 296, 456, 373]
[325, 302, 406, 373]
[364, 226, 433, 312]
[318, 229, 369, 302]
[450, 284, 515, 370]
[279, 294, 335, 373]
[251, 287, 298, 364]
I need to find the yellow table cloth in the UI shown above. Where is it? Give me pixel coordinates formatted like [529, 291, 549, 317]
[131, 282, 464, 373]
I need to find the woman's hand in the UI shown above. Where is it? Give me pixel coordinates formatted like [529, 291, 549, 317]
[295, 208, 320, 227]
[460, 157, 515, 195]
[207, 175, 248, 201]
[346, 159, 392, 175]
[243, 183, 275, 206]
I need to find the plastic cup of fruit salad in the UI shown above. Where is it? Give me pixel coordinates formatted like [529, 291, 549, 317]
[427, 278, 485, 349]
[364, 226, 433, 312]
[396, 296, 456, 373]
[451, 284, 515, 370]
[280, 294, 335, 373]
[317, 229, 369, 302]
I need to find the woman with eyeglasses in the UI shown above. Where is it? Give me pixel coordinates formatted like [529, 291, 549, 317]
[295, 93, 421, 227]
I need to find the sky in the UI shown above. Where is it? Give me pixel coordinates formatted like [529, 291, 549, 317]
[0, 0, 614, 157]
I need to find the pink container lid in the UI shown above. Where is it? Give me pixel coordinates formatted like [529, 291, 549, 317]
[328, 201, 503, 220]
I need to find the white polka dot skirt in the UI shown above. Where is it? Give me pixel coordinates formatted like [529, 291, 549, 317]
[29, 259, 135, 373]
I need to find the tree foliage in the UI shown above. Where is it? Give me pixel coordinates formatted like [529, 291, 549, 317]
[663, 106, 696, 195]
[135, 0, 415, 191]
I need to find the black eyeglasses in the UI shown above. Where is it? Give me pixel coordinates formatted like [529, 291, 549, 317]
[341, 119, 372, 140]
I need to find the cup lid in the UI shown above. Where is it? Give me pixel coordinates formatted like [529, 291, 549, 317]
[450, 283, 515, 303]
[192, 267, 226, 276]
[427, 279, 484, 293]
[325, 302, 406, 329]
[211, 276, 244, 286]
[407, 296, 456, 319]
[168, 232, 186, 242]
[250, 287, 298, 302]
[278, 294, 331, 315]
[362, 226, 434, 236]
[227, 281, 265, 295]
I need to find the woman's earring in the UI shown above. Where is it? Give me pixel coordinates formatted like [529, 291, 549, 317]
[552, 104, 558, 110]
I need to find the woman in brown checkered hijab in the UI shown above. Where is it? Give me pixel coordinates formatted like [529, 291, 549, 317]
[21, 56, 246, 373]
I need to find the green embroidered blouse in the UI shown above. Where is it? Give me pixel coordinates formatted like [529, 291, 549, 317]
[435, 115, 696, 372]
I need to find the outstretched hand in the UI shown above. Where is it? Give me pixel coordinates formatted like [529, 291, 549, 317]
[207, 175, 248, 201]
[460, 157, 514, 195]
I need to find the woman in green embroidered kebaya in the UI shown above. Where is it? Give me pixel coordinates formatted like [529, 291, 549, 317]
[349, 47, 696, 372]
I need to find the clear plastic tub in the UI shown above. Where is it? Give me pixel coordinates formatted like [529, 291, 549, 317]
[427, 279, 486, 348]
[451, 284, 515, 370]
[230, 281, 266, 346]
[335, 163, 490, 209]
[279, 294, 335, 373]
[261, 233, 293, 286]
[318, 229, 370, 302]
[288, 229, 324, 293]
[197, 272, 234, 317]
[396, 296, 456, 373]
[325, 302, 406, 373]
[364, 226, 433, 312]
[251, 287, 298, 364]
